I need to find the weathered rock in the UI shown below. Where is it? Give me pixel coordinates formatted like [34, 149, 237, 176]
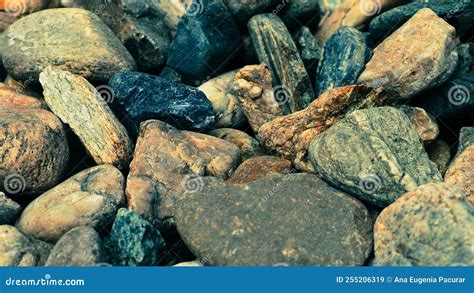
[427, 139, 451, 176]
[198, 70, 245, 128]
[0, 106, 69, 195]
[0, 192, 22, 225]
[293, 26, 322, 84]
[2, 8, 136, 83]
[40, 66, 133, 170]
[208, 128, 265, 161]
[452, 43, 473, 78]
[249, 14, 315, 113]
[228, 156, 292, 184]
[1, 0, 51, 17]
[153, 0, 192, 37]
[259, 85, 393, 172]
[318, 0, 344, 15]
[45, 226, 107, 266]
[3, 76, 41, 99]
[358, 9, 458, 99]
[0, 83, 45, 108]
[309, 107, 442, 207]
[173, 260, 203, 267]
[17, 165, 125, 243]
[445, 127, 474, 203]
[222, 0, 278, 27]
[233, 64, 282, 134]
[279, 0, 321, 31]
[126, 120, 241, 228]
[175, 173, 373, 266]
[0, 225, 49, 266]
[167, 0, 242, 82]
[109, 208, 166, 266]
[374, 182, 474, 266]
[0, 11, 17, 32]
[316, 26, 370, 96]
[400, 106, 439, 144]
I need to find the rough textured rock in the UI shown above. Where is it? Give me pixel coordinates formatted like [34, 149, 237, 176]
[259, 85, 393, 172]
[293, 26, 321, 84]
[374, 182, 474, 266]
[198, 70, 245, 128]
[233, 64, 282, 134]
[445, 127, 474, 203]
[3, 76, 41, 99]
[45, 226, 107, 266]
[318, 0, 344, 15]
[110, 71, 215, 132]
[40, 66, 133, 170]
[279, 0, 321, 31]
[0, 106, 69, 195]
[17, 165, 125, 243]
[2, 8, 136, 83]
[249, 14, 315, 113]
[126, 120, 241, 229]
[222, 0, 277, 27]
[0, 225, 50, 266]
[316, 26, 370, 96]
[427, 139, 451, 176]
[309, 107, 442, 207]
[167, 0, 242, 82]
[400, 106, 439, 144]
[0, 192, 22, 225]
[208, 128, 265, 161]
[109, 208, 166, 266]
[175, 173, 373, 266]
[0, 83, 45, 108]
[0, 11, 17, 32]
[228, 156, 292, 184]
[358, 9, 458, 99]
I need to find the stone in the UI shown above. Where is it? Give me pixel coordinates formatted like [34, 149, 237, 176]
[222, 0, 278, 27]
[309, 107, 442, 207]
[173, 260, 203, 267]
[208, 128, 265, 161]
[259, 85, 393, 172]
[279, 0, 321, 31]
[198, 70, 246, 128]
[318, 0, 344, 15]
[2, 8, 136, 83]
[45, 226, 107, 266]
[228, 156, 292, 184]
[374, 182, 474, 266]
[292, 26, 322, 84]
[166, 0, 242, 82]
[110, 71, 215, 132]
[0, 11, 17, 32]
[40, 66, 133, 170]
[427, 139, 451, 176]
[158, 66, 183, 83]
[17, 165, 125, 243]
[0, 106, 69, 196]
[0, 192, 22, 225]
[315, 26, 371, 97]
[109, 208, 166, 266]
[452, 43, 473, 78]
[249, 14, 315, 114]
[358, 9, 458, 99]
[1, 0, 51, 17]
[3, 75, 41, 99]
[0, 83, 45, 108]
[0, 225, 49, 266]
[154, 0, 192, 37]
[445, 127, 474, 203]
[399, 106, 439, 144]
[233, 64, 282, 134]
[175, 173, 373, 266]
[126, 120, 241, 229]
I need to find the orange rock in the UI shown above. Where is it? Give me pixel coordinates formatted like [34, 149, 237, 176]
[228, 156, 293, 184]
[0, 83, 45, 108]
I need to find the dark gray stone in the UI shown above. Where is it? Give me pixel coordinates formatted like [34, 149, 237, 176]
[222, 0, 278, 27]
[279, 0, 321, 31]
[293, 26, 321, 85]
[0, 192, 22, 225]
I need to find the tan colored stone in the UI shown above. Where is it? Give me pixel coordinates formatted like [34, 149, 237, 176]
[228, 156, 293, 184]
[173, 260, 203, 267]
[208, 128, 265, 161]
[400, 106, 439, 143]
[0, 82, 45, 108]
[0, 225, 49, 266]
[427, 139, 451, 176]
[1, 0, 51, 17]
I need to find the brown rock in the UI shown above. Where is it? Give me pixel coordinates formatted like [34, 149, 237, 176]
[3, 75, 41, 99]
[0, 82, 45, 108]
[0, 11, 17, 32]
[228, 156, 293, 184]
[208, 128, 265, 161]
[400, 106, 439, 143]
[427, 139, 452, 176]
[1, 0, 51, 17]
[16, 165, 125, 243]
[258, 85, 393, 171]
[39, 66, 133, 170]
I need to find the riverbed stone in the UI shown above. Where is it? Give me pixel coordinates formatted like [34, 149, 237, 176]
[228, 156, 292, 184]
[208, 128, 265, 161]
[0, 83, 45, 108]
[0, 192, 22, 225]
[400, 106, 439, 144]
[293, 26, 321, 84]
[427, 139, 452, 176]
[222, 0, 278, 27]
[0, 225, 49, 266]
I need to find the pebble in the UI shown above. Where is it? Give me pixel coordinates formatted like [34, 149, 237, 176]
[0, 83, 45, 108]
[400, 106, 439, 144]
[374, 182, 474, 266]
[427, 139, 452, 176]
[318, 0, 344, 15]
[259, 85, 393, 172]
[208, 128, 265, 161]
[309, 107, 442, 207]
[45, 226, 107, 266]
[16, 165, 125, 243]
[358, 8, 458, 99]
[2, 8, 136, 83]
[222, 0, 278, 27]
[228, 156, 292, 184]
[293, 26, 321, 84]
[0, 11, 17, 32]
[0, 192, 22, 225]
[249, 14, 315, 113]
[279, 0, 321, 31]
[316, 26, 371, 96]
[40, 66, 133, 170]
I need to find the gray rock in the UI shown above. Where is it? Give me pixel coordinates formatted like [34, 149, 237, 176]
[222, 0, 278, 27]
[293, 26, 321, 84]
[0, 192, 22, 225]
[279, 0, 321, 31]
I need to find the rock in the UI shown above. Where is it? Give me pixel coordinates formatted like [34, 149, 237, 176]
[109, 208, 166, 266]
[0, 11, 17, 32]
[126, 120, 241, 229]
[2, 8, 136, 83]
[40, 66, 133, 170]
[45, 227, 107, 266]
[173, 260, 203, 267]
[175, 173, 373, 266]
[3, 75, 41, 99]
[315, 26, 371, 97]
[249, 14, 315, 114]
[29, 236, 53, 266]
[158, 66, 183, 83]
[17, 165, 125, 243]
[1, 0, 51, 17]
[318, 0, 344, 15]
[259, 85, 393, 172]
[374, 182, 474, 266]
[233, 64, 282, 134]
[0, 83, 45, 108]
[358, 9, 458, 99]
[279, 0, 321, 31]
[228, 156, 292, 184]
[0, 192, 22, 225]
[0, 225, 48, 266]
[445, 127, 474, 203]
[154, 0, 192, 37]
[167, 0, 242, 82]
[222, 0, 278, 27]
[293, 26, 322, 84]
[110, 71, 216, 132]
[0, 106, 69, 196]
[427, 139, 451, 176]
[208, 128, 265, 161]
[198, 70, 245, 128]
[399, 106, 439, 144]
[309, 107, 442, 207]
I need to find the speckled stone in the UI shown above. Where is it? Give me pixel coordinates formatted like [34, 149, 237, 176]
[0, 192, 22, 225]
[228, 156, 292, 184]
[0, 83, 45, 108]
[427, 139, 451, 176]
[293, 26, 321, 84]
[400, 106, 439, 144]
[208, 128, 265, 161]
